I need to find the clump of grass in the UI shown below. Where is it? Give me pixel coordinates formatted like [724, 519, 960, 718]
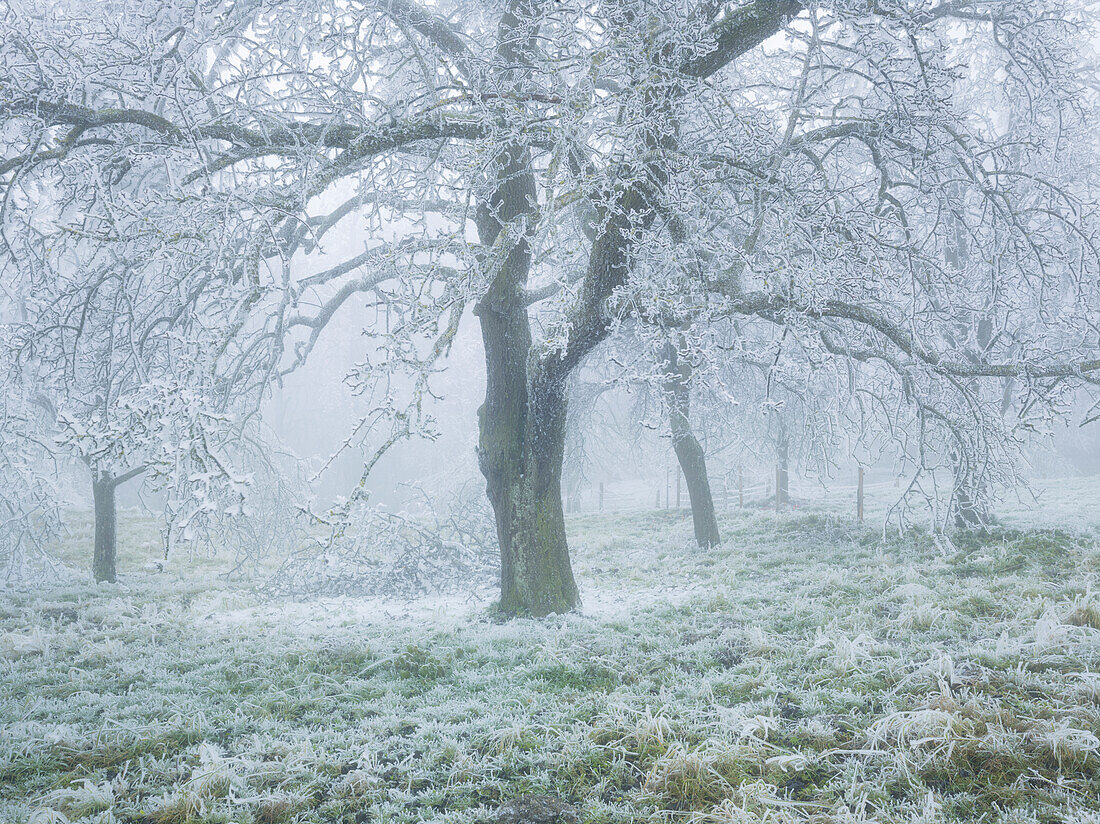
[252, 792, 310, 824]
[39, 779, 115, 819]
[1064, 588, 1100, 629]
[1035, 721, 1100, 769]
[184, 743, 242, 800]
[52, 722, 205, 774]
[393, 644, 449, 680]
[528, 661, 621, 692]
[949, 526, 1084, 577]
[642, 743, 749, 810]
[1, 626, 52, 659]
[150, 789, 206, 824]
[591, 706, 675, 761]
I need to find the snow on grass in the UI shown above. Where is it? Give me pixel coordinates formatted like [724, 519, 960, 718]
[2, 490, 1100, 823]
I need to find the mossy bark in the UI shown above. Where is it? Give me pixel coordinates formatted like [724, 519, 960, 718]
[473, 73, 580, 615]
[92, 475, 117, 583]
[663, 341, 721, 548]
[477, 314, 580, 617]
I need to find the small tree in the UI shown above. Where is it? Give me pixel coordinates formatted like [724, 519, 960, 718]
[1, 176, 269, 580]
[0, 355, 61, 580]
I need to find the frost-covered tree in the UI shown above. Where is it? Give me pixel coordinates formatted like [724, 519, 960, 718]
[659, 334, 722, 547]
[2, 259, 263, 582]
[0, 351, 60, 579]
[0, 153, 274, 581]
[5, 0, 1100, 613]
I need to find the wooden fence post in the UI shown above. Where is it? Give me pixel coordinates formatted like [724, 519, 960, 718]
[676, 471, 681, 509]
[776, 466, 781, 511]
[599, 482, 604, 512]
[857, 467, 865, 522]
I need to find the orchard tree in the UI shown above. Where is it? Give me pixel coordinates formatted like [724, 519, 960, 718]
[659, 331, 722, 547]
[0, 351, 61, 580]
[5, 0, 1100, 613]
[614, 0, 1100, 532]
[0, 160, 275, 582]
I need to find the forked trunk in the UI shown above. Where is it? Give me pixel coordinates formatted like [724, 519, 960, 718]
[469, 0, 795, 616]
[92, 475, 117, 583]
[474, 128, 579, 616]
[663, 341, 721, 548]
[477, 306, 579, 616]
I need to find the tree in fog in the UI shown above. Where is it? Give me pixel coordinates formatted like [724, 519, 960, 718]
[659, 334, 722, 547]
[0, 351, 60, 579]
[0, 161, 275, 581]
[5, 0, 1100, 612]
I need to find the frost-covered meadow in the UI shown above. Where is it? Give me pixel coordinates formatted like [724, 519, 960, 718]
[7, 1, 1100, 822]
[4, 482, 1100, 824]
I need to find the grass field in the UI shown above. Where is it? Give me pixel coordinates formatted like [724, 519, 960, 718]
[2, 483, 1100, 823]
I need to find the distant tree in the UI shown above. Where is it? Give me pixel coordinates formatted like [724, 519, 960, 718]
[0, 349, 60, 579]
[657, 333, 721, 546]
[0, 173, 271, 581]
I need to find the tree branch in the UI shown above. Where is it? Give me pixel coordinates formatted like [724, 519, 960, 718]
[680, 0, 804, 79]
[729, 290, 1100, 380]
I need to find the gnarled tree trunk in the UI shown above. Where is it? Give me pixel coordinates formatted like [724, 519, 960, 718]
[471, 0, 798, 616]
[473, 3, 579, 617]
[476, 291, 580, 616]
[473, 8, 580, 614]
[662, 340, 720, 548]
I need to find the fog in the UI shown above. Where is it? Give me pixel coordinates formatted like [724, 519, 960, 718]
[4, 2, 1100, 823]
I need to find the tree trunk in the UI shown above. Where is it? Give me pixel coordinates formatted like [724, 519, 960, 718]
[951, 455, 989, 529]
[476, 304, 579, 615]
[474, 68, 579, 615]
[953, 483, 986, 529]
[663, 341, 721, 548]
[470, 0, 792, 615]
[776, 425, 789, 507]
[92, 474, 117, 583]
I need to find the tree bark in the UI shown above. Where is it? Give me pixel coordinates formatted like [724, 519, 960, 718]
[776, 422, 789, 507]
[470, 0, 795, 615]
[663, 341, 721, 548]
[476, 293, 580, 615]
[952, 453, 990, 529]
[92, 474, 117, 584]
[474, 4, 579, 615]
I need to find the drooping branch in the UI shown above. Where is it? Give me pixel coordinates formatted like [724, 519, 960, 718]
[729, 290, 1100, 380]
[2, 97, 487, 170]
[681, 0, 804, 79]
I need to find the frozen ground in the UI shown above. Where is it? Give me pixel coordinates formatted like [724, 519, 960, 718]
[2, 482, 1100, 824]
